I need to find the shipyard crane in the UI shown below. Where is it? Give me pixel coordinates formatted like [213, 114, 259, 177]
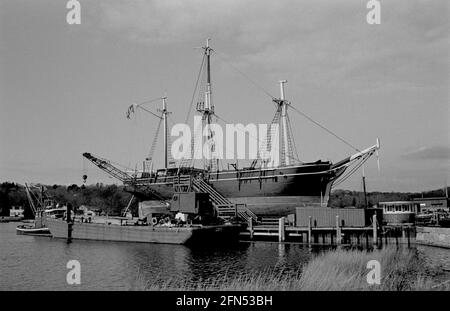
[82, 152, 167, 201]
[82, 152, 135, 184]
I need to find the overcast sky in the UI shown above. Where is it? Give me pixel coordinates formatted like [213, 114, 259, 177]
[0, 0, 449, 192]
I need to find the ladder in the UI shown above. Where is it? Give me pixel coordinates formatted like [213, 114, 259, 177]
[191, 177, 258, 223]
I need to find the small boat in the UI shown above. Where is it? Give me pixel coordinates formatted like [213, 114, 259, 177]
[16, 224, 51, 236]
[15, 183, 62, 236]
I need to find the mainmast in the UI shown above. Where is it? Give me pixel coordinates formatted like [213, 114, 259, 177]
[196, 38, 216, 171]
[205, 38, 212, 112]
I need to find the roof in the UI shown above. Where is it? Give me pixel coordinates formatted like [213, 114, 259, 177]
[378, 201, 418, 205]
[412, 197, 448, 201]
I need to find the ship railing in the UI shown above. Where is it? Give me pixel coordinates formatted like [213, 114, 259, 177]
[173, 174, 193, 192]
[236, 203, 259, 224]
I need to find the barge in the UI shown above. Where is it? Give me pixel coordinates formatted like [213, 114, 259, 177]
[45, 217, 242, 245]
[45, 192, 243, 245]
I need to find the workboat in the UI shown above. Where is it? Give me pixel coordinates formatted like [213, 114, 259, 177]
[15, 183, 64, 236]
[82, 39, 380, 218]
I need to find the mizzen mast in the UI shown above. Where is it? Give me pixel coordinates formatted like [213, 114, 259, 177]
[270, 80, 297, 167]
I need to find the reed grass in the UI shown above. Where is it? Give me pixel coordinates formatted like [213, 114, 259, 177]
[132, 246, 449, 291]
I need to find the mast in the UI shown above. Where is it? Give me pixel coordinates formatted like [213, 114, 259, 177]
[160, 97, 169, 169]
[197, 38, 215, 171]
[271, 80, 292, 166]
[205, 38, 212, 112]
[279, 80, 290, 166]
[362, 165, 368, 208]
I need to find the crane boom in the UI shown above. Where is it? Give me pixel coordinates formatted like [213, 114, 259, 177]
[82, 152, 167, 201]
[82, 153, 134, 183]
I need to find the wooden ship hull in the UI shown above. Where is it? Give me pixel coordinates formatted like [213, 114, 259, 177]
[126, 163, 347, 216]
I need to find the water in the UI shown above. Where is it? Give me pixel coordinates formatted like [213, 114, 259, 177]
[1, 222, 449, 290]
[0, 222, 315, 290]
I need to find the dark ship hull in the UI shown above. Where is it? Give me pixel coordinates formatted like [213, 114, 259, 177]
[127, 161, 346, 216]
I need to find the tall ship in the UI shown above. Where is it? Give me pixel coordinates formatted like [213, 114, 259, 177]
[83, 39, 380, 219]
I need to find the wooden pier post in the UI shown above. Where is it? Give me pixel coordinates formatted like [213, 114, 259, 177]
[407, 227, 411, 248]
[402, 227, 406, 244]
[66, 203, 73, 244]
[372, 214, 377, 246]
[248, 217, 253, 240]
[307, 216, 312, 245]
[278, 217, 285, 242]
[336, 215, 341, 245]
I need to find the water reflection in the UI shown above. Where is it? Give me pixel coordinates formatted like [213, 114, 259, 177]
[1, 222, 449, 290]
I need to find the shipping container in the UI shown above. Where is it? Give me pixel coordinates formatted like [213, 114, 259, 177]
[295, 207, 382, 228]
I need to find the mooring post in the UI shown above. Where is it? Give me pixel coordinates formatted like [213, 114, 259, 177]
[307, 216, 312, 245]
[407, 227, 411, 248]
[66, 203, 73, 244]
[278, 217, 285, 242]
[336, 215, 341, 245]
[248, 217, 253, 240]
[372, 214, 377, 246]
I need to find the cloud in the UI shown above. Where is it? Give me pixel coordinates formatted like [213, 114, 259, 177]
[402, 146, 450, 161]
[95, 0, 449, 90]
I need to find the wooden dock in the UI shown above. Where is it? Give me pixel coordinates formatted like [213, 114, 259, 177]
[240, 215, 415, 247]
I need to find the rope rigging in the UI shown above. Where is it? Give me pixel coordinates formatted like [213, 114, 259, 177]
[214, 113, 301, 165]
[212, 48, 361, 154]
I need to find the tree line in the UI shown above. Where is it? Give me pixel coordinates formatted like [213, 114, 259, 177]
[0, 182, 136, 217]
[0, 181, 448, 218]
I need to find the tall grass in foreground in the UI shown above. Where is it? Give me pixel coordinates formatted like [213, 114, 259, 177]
[132, 247, 449, 291]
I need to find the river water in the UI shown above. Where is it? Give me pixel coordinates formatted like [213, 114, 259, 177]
[1, 222, 449, 290]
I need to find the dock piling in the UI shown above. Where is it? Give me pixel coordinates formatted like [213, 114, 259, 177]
[372, 214, 377, 246]
[307, 216, 312, 245]
[407, 227, 411, 248]
[336, 215, 341, 245]
[248, 217, 253, 240]
[278, 217, 285, 242]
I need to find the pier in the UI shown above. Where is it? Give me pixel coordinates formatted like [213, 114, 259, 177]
[240, 214, 415, 247]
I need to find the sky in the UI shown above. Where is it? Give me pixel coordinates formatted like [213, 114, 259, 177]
[0, 0, 449, 192]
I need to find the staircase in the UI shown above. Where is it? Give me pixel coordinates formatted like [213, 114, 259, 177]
[191, 177, 258, 223]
